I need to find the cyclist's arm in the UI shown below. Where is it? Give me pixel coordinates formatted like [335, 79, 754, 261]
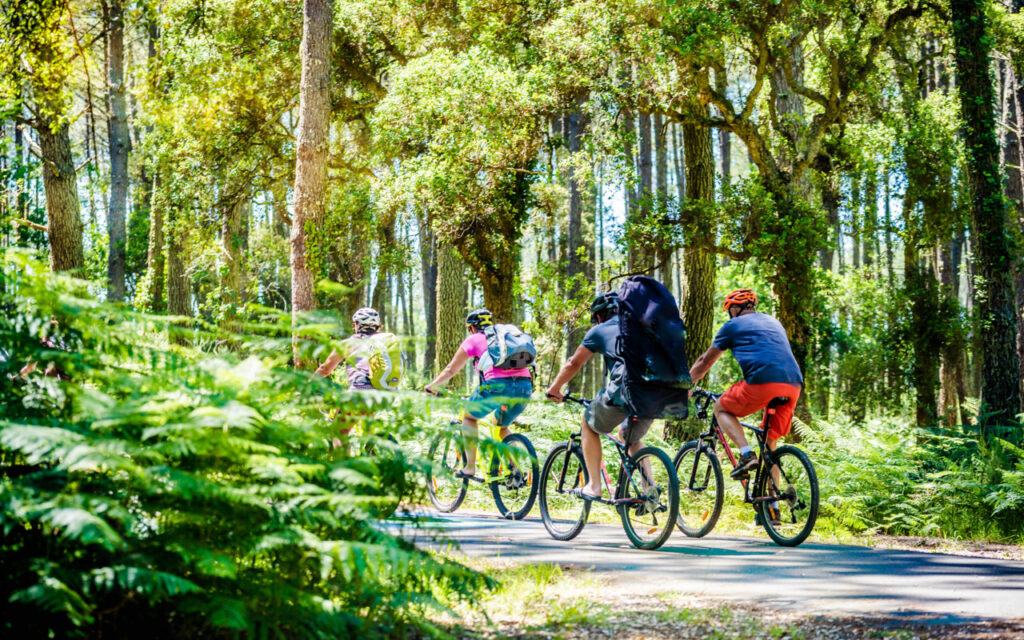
[545, 345, 594, 401]
[314, 348, 346, 378]
[425, 347, 471, 392]
[688, 346, 724, 385]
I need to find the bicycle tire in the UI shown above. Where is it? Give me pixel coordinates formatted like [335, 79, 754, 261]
[426, 429, 468, 513]
[756, 445, 819, 547]
[674, 441, 724, 538]
[617, 446, 679, 550]
[489, 433, 540, 520]
[538, 442, 590, 541]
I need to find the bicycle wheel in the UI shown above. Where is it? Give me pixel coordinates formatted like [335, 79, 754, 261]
[538, 442, 590, 541]
[674, 441, 724, 538]
[617, 446, 679, 550]
[489, 433, 540, 520]
[426, 429, 468, 513]
[756, 445, 819, 547]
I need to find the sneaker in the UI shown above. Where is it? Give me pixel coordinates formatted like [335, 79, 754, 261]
[730, 451, 758, 479]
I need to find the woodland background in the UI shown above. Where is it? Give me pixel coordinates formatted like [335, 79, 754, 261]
[2, 0, 1024, 637]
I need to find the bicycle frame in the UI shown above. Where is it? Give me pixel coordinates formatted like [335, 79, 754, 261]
[689, 389, 785, 506]
[552, 399, 652, 509]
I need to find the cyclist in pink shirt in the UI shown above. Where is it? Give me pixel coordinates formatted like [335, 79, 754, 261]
[425, 309, 532, 478]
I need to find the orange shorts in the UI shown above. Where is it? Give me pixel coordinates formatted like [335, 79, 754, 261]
[718, 381, 802, 441]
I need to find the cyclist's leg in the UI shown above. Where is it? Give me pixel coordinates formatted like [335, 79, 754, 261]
[622, 417, 654, 486]
[581, 391, 624, 497]
[460, 413, 480, 475]
[715, 381, 765, 451]
[494, 378, 532, 439]
[764, 386, 801, 487]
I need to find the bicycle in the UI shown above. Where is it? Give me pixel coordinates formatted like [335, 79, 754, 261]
[538, 393, 679, 550]
[425, 403, 539, 520]
[675, 387, 819, 546]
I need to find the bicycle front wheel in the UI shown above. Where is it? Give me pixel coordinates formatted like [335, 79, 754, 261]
[674, 441, 724, 538]
[756, 445, 819, 547]
[489, 433, 540, 520]
[426, 429, 468, 513]
[617, 446, 679, 550]
[538, 442, 590, 541]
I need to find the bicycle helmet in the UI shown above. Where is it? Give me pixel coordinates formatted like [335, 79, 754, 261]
[590, 291, 619, 323]
[723, 288, 757, 313]
[465, 308, 494, 329]
[352, 307, 381, 333]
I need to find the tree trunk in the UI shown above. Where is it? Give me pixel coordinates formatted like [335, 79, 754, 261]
[952, 0, 1022, 431]
[221, 190, 249, 318]
[819, 161, 840, 271]
[905, 222, 940, 427]
[850, 176, 861, 270]
[1003, 59, 1024, 409]
[654, 112, 673, 290]
[290, 0, 333, 365]
[863, 168, 878, 273]
[106, 0, 129, 301]
[566, 101, 586, 296]
[716, 68, 731, 195]
[436, 244, 467, 389]
[419, 215, 438, 372]
[37, 118, 84, 272]
[144, 170, 166, 311]
[166, 202, 191, 317]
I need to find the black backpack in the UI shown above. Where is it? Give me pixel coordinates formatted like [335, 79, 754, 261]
[616, 275, 691, 419]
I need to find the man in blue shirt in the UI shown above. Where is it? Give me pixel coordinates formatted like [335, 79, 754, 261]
[688, 289, 803, 479]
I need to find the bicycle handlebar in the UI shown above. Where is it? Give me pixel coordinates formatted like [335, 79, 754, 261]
[554, 392, 591, 407]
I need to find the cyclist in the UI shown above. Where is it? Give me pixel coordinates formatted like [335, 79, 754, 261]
[424, 309, 532, 478]
[314, 307, 388, 436]
[545, 292, 652, 501]
[687, 289, 803, 480]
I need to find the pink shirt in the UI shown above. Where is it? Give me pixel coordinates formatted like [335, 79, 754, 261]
[460, 332, 532, 380]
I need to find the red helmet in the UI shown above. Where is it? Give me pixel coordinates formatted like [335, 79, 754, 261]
[723, 288, 757, 312]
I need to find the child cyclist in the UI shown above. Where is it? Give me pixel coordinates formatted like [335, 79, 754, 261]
[424, 309, 532, 478]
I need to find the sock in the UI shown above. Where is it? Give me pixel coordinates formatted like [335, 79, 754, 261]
[739, 446, 752, 456]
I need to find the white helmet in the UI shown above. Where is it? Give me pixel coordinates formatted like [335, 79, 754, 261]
[352, 307, 381, 333]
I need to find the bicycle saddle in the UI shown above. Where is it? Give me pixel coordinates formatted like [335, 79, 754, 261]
[767, 397, 790, 408]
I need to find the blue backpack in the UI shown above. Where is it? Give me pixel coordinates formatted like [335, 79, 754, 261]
[616, 276, 691, 419]
[479, 324, 537, 371]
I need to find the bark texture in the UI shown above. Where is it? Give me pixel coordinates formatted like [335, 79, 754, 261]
[144, 171, 166, 312]
[436, 244, 467, 390]
[37, 118, 84, 272]
[290, 0, 333, 364]
[106, 0, 129, 301]
[952, 0, 1021, 431]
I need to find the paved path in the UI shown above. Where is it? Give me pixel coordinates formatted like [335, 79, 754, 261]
[396, 512, 1024, 625]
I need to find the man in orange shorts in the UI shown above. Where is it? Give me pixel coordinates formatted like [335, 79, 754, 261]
[687, 289, 804, 479]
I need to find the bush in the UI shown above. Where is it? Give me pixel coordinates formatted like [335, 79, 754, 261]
[0, 252, 488, 639]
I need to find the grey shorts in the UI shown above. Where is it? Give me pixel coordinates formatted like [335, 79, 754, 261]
[584, 390, 653, 445]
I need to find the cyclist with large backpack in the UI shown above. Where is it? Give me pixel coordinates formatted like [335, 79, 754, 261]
[544, 292, 653, 501]
[314, 307, 404, 434]
[688, 289, 803, 479]
[424, 309, 535, 478]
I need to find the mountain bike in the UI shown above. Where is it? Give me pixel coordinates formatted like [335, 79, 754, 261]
[538, 393, 679, 550]
[425, 406, 539, 520]
[675, 387, 819, 546]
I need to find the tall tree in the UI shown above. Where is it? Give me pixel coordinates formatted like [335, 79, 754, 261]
[952, 0, 1021, 430]
[435, 244, 467, 388]
[290, 0, 333, 363]
[105, 0, 129, 301]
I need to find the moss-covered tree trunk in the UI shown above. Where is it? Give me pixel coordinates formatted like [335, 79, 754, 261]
[436, 244, 467, 390]
[37, 118, 83, 273]
[105, 0, 129, 301]
[144, 171, 166, 312]
[290, 0, 332, 365]
[952, 0, 1021, 432]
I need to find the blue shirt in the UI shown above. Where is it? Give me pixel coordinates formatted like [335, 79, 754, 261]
[581, 318, 625, 403]
[712, 312, 803, 385]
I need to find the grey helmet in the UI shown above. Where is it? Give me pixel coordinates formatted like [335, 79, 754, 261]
[590, 292, 619, 323]
[352, 307, 381, 333]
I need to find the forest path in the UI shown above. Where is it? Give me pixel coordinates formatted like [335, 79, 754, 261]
[399, 512, 1024, 625]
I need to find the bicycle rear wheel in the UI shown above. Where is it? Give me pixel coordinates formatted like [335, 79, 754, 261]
[756, 445, 819, 547]
[674, 441, 724, 538]
[426, 429, 468, 513]
[617, 446, 679, 550]
[489, 433, 540, 520]
[538, 442, 590, 540]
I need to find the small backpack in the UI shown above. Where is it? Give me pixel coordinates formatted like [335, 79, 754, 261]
[365, 332, 405, 390]
[616, 276, 691, 419]
[479, 324, 537, 370]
